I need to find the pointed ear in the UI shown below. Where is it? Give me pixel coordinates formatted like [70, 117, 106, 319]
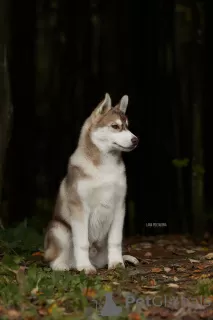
[116, 95, 129, 114]
[93, 93, 112, 117]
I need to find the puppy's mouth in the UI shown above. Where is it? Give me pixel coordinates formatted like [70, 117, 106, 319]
[113, 142, 136, 150]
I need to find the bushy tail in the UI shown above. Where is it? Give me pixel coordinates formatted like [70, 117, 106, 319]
[123, 255, 139, 265]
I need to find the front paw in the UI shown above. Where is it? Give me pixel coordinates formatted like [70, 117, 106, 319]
[77, 264, 97, 275]
[51, 261, 70, 271]
[108, 260, 125, 270]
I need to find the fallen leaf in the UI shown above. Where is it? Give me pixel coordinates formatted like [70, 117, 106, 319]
[189, 258, 200, 263]
[30, 274, 42, 296]
[204, 296, 213, 303]
[204, 252, 213, 260]
[103, 285, 111, 291]
[166, 245, 176, 251]
[159, 309, 170, 318]
[32, 251, 43, 256]
[140, 242, 152, 249]
[128, 312, 141, 320]
[144, 252, 152, 257]
[200, 310, 213, 318]
[186, 249, 196, 254]
[200, 273, 212, 279]
[141, 285, 159, 290]
[48, 303, 57, 315]
[143, 307, 162, 316]
[31, 288, 43, 295]
[82, 288, 97, 298]
[131, 244, 137, 249]
[195, 246, 209, 252]
[167, 283, 179, 288]
[191, 274, 203, 280]
[151, 267, 162, 273]
[177, 267, 186, 272]
[156, 239, 169, 246]
[38, 308, 48, 316]
[128, 269, 141, 276]
[142, 259, 152, 264]
[197, 264, 208, 269]
[6, 309, 21, 319]
[164, 267, 171, 273]
[173, 276, 178, 282]
[47, 304, 64, 315]
[141, 291, 158, 295]
[149, 279, 157, 286]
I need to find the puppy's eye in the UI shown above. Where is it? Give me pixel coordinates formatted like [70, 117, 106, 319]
[111, 124, 119, 130]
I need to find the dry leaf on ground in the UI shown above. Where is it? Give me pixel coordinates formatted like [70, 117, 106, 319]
[189, 258, 200, 263]
[151, 267, 162, 273]
[144, 252, 152, 257]
[186, 249, 196, 254]
[149, 279, 157, 286]
[204, 252, 213, 260]
[167, 283, 179, 288]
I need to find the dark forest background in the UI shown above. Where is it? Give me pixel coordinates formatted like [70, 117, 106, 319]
[1, 0, 213, 239]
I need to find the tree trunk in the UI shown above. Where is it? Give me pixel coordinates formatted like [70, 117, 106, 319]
[7, 0, 37, 225]
[190, 1, 205, 237]
[0, 0, 13, 226]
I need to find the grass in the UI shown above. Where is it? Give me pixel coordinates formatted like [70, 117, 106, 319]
[0, 220, 138, 319]
[1, 220, 213, 319]
[195, 279, 213, 296]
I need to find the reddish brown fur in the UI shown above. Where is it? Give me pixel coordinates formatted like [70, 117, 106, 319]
[78, 102, 128, 166]
[44, 165, 89, 262]
[94, 108, 128, 131]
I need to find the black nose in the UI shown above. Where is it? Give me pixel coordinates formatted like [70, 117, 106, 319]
[131, 136, 139, 145]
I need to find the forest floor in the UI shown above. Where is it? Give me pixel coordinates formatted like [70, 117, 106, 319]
[1, 223, 213, 319]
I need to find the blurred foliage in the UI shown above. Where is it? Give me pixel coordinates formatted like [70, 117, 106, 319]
[172, 158, 190, 168]
[192, 164, 205, 176]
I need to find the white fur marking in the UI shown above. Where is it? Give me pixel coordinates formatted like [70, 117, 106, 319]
[91, 127, 136, 152]
[71, 218, 96, 273]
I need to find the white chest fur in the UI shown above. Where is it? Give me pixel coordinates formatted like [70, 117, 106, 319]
[77, 159, 126, 245]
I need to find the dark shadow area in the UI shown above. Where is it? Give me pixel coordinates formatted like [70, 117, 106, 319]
[1, 0, 212, 237]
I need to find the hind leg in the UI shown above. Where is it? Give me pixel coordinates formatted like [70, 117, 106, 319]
[50, 245, 72, 271]
[46, 226, 72, 271]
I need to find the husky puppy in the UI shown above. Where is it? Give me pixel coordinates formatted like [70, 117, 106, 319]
[44, 93, 139, 274]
